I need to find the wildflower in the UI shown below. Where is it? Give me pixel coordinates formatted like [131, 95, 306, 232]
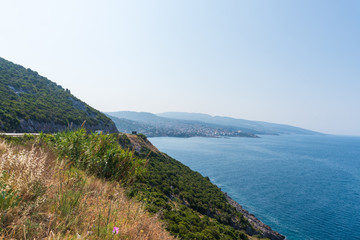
[113, 226, 119, 234]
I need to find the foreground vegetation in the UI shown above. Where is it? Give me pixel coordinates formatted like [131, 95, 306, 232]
[0, 131, 172, 239]
[0, 130, 273, 240]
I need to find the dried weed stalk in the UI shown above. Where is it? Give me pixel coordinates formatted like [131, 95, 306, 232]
[0, 144, 47, 196]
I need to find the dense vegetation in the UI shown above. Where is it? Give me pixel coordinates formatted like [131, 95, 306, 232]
[0, 57, 116, 133]
[0, 131, 173, 239]
[119, 134, 264, 240]
[40, 129, 146, 184]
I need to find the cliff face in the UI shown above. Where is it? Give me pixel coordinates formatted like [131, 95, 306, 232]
[121, 133, 285, 240]
[0, 57, 117, 133]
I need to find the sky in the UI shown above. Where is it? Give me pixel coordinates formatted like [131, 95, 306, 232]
[0, 0, 359, 135]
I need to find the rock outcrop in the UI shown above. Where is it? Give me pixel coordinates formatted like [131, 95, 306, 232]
[225, 192, 286, 240]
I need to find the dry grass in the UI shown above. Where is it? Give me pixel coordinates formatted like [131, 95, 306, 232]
[0, 144, 48, 197]
[0, 140, 8, 155]
[0, 139, 174, 240]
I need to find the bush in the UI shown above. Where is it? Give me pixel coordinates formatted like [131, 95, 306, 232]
[40, 129, 146, 184]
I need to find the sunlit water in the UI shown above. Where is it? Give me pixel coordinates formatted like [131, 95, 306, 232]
[149, 135, 360, 240]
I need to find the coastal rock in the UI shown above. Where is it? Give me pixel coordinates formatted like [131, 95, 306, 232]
[224, 192, 286, 240]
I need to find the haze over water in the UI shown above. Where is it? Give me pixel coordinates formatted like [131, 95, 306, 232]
[150, 135, 360, 240]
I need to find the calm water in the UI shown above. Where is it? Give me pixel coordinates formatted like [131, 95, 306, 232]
[149, 135, 360, 240]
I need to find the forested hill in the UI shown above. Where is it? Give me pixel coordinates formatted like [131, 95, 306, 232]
[0, 57, 117, 133]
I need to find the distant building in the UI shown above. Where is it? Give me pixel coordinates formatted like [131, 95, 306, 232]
[132, 131, 137, 134]
[95, 130, 103, 135]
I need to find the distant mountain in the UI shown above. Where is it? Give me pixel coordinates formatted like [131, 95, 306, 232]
[106, 111, 258, 138]
[0, 57, 117, 133]
[158, 112, 320, 135]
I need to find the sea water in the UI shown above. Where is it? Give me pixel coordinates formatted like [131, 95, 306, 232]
[149, 135, 360, 240]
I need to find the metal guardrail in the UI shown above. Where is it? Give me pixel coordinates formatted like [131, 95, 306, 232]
[0, 133, 41, 137]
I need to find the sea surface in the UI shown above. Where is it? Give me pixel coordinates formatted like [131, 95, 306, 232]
[149, 135, 360, 240]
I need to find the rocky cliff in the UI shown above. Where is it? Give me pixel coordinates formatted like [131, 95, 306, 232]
[225, 193, 285, 240]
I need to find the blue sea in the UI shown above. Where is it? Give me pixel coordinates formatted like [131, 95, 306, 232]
[149, 135, 360, 240]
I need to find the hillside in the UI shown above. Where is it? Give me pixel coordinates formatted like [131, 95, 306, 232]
[0, 56, 284, 239]
[120, 133, 285, 240]
[0, 131, 284, 240]
[158, 112, 320, 135]
[0, 57, 117, 133]
[106, 111, 258, 138]
[0, 131, 172, 239]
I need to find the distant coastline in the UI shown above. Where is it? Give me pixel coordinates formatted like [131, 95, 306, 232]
[106, 111, 320, 139]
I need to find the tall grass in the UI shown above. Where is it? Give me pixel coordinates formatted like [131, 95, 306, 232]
[0, 141, 7, 154]
[0, 144, 47, 197]
[0, 137, 174, 239]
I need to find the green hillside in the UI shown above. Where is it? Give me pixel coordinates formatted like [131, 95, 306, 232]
[0, 130, 284, 240]
[0, 57, 117, 133]
[0, 130, 174, 239]
[120, 134, 285, 240]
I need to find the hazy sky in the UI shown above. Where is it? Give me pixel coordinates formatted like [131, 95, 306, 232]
[0, 0, 359, 135]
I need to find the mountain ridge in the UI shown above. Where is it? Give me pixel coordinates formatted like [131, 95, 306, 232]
[106, 111, 259, 138]
[157, 111, 320, 135]
[106, 110, 320, 137]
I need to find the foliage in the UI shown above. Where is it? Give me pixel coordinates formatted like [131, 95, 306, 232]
[0, 57, 115, 132]
[0, 172, 21, 231]
[125, 137, 253, 240]
[40, 129, 146, 184]
[137, 133, 147, 140]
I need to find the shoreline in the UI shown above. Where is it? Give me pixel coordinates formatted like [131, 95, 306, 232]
[224, 192, 286, 240]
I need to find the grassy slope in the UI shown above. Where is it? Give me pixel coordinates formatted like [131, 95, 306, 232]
[0, 57, 116, 132]
[0, 132, 173, 239]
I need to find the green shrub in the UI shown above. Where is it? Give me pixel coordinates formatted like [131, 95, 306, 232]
[0, 172, 21, 231]
[40, 129, 146, 184]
